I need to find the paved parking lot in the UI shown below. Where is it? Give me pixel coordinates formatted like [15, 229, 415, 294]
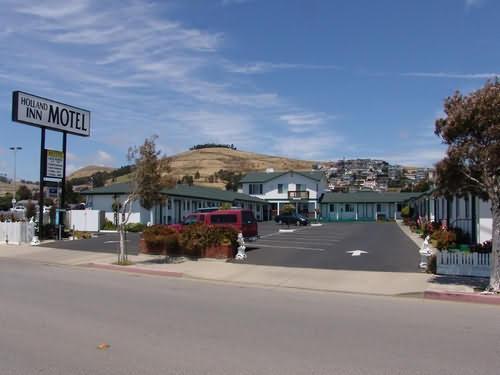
[243, 221, 420, 272]
[43, 221, 420, 272]
[43, 232, 141, 255]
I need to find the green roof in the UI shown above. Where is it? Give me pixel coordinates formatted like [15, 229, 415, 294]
[81, 183, 265, 204]
[80, 182, 132, 195]
[240, 170, 324, 183]
[161, 184, 265, 204]
[320, 191, 422, 204]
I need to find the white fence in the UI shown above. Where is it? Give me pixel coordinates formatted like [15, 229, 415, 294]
[68, 210, 104, 232]
[437, 251, 491, 277]
[0, 222, 36, 245]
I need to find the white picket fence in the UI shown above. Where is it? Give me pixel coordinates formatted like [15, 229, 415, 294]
[0, 222, 36, 245]
[437, 251, 491, 277]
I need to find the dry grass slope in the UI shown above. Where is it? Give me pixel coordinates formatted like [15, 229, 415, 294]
[68, 165, 115, 180]
[68, 148, 317, 188]
[165, 148, 316, 180]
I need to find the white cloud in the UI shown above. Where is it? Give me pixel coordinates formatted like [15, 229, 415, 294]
[401, 72, 499, 79]
[272, 135, 343, 160]
[373, 149, 446, 167]
[279, 113, 328, 126]
[96, 150, 114, 165]
[226, 62, 340, 74]
[465, 0, 486, 8]
[221, 0, 253, 6]
[0, 0, 340, 165]
[16, 0, 89, 19]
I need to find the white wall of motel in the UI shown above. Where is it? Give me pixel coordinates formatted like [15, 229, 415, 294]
[83, 183, 267, 228]
[240, 171, 328, 217]
[410, 191, 492, 244]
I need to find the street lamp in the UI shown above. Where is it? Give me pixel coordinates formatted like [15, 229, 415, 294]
[9, 146, 22, 208]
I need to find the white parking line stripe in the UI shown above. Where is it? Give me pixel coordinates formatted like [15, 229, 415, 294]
[258, 238, 340, 244]
[253, 244, 326, 251]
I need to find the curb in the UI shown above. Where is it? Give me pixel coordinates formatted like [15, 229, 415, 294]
[424, 290, 500, 306]
[87, 263, 184, 278]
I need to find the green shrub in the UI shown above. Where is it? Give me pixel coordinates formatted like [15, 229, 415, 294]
[431, 229, 457, 250]
[74, 231, 92, 240]
[143, 225, 180, 255]
[401, 205, 412, 218]
[178, 224, 238, 258]
[178, 224, 211, 257]
[103, 219, 116, 230]
[471, 240, 492, 253]
[426, 254, 437, 274]
[125, 222, 146, 232]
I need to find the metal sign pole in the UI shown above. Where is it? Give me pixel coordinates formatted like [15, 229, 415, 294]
[60, 132, 67, 237]
[39, 128, 45, 240]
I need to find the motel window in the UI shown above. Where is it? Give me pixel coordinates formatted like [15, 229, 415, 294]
[329, 204, 334, 212]
[249, 184, 263, 195]
[345, 204, 354, 212]
[377, 204, 382, 212]
[296, 184, 303, 191]
[278, 184, 284, 194]
[464, 195, 470, 218]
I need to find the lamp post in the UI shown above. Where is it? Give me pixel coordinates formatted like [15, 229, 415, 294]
[9, 146, 22, 208]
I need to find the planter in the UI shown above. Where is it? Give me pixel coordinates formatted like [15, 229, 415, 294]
[203, 244, 234, 259]
[139, 237, 165, 255]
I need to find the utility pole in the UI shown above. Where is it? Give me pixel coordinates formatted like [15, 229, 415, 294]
[9, 146, 22, 208]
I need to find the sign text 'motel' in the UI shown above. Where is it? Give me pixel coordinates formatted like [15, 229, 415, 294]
[12, 91, 90, 137]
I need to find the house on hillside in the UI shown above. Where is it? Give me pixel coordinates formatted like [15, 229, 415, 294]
[319, 192, 421, 221]
[239, 170, 328, 218]
[406, 190, 492, 244]
[81, 183, 268, 225]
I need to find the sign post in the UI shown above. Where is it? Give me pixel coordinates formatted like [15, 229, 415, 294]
[12, 91, 90, 240]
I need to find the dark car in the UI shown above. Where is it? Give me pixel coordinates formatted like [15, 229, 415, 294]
[274, 213, 309, 226]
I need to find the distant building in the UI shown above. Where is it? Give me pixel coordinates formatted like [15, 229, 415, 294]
[319, 192, 421, 221]
[240, 170, 328, 218]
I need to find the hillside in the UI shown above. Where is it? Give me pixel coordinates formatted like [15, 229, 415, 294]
[68, 148, 317, 188]
[165, 148, 316, 180]
[68, 165, 115, 180]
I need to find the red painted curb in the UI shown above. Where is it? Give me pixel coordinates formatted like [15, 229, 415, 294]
[87, 263, 183, 278]
[424, 291, 500, 306]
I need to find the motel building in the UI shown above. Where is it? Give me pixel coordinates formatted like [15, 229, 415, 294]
[406, 190, 492, 244]
[82, 183, 268, 226]
[319, 191, 421, 221]
[239, 170, 328, 219]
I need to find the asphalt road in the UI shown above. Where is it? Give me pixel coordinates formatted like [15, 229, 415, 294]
[245, 221, 420, 272]
[1, 259, 499, 375]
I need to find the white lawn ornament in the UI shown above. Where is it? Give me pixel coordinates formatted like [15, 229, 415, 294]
[419, 235, 432, 269]
[30, 235, 40, 246]
[30, 217, 40, 246]
[235, 232, 247, 260]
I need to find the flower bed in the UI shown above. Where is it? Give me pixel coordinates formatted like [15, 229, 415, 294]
[140, 223, 238, 259]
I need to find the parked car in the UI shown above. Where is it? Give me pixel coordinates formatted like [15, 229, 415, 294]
[10, 205, 26, 213]
[274, 213, 309, 226]
[170, 208, 259, 241]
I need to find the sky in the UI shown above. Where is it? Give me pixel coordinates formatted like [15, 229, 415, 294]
[0, 0, 499, 181]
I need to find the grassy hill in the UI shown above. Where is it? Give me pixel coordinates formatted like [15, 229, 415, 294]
[68, 147, 317, 188]
[68, 165, 115, 180]
[166, 148, 315, 181]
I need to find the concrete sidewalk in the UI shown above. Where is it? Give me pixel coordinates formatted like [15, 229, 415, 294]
[0, 242, 486, 298]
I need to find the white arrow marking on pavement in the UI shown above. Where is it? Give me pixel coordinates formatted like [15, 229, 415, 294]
[346, 250, 368, 257]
